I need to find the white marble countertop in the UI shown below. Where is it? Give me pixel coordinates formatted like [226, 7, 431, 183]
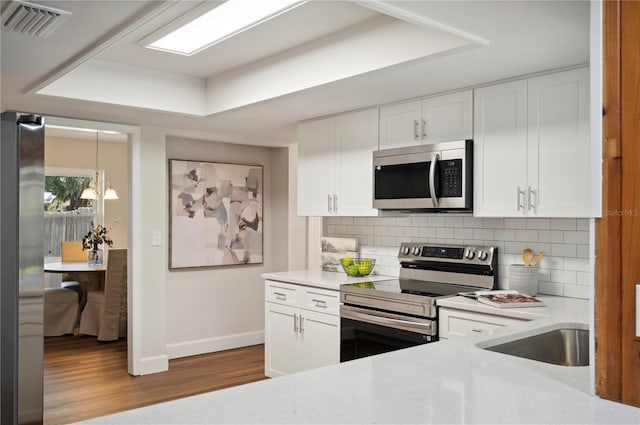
[75, 290, 640, 425]
[261, 269, 395, 290]
[437, 294, 590, 322]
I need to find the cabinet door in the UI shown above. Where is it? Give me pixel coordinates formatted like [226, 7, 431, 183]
[297, 118, 336, 216]
[473, 80, 528, 217]
[335, 108, 379, 216]
[421, 90, 473, 144]
[527, 67, 590, 217]
[378, 100, 422, 150]
[264, 302, 300, 377]
[298, 309, 340, 371]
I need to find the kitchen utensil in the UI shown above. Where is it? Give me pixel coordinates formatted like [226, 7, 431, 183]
[531, 251, 545, 267]
[521, 248, 534, 266]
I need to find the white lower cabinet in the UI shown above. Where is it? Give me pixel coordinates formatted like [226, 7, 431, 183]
[264, 280, 340, 378]
[439, 307, 528, 339]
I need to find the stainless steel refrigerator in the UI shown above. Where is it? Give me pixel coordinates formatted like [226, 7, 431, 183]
[1, 111, 45, 425]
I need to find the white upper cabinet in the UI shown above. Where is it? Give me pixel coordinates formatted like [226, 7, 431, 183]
[474, 80, 528, 216]
[527, 68, 590, 217]
[474, 67, 591, 217]
[379, 90, 473, 150]
[297, 108, 379, 217]
[378, 100, 422, 150]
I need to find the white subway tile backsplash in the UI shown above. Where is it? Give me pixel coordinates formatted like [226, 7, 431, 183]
[526, 219, 551, 230]
[483, 218, 505, 228]
[436, 228, 455, 239]
[411, 216, 428, 227]
[577, 219, 590, 231]
[563, 284, 590, 299]
[515, 229, 538, 242]
[538, 230, 564, 243]
[564, 231, 589, 245]
[494, 229, 516, 241]
[504, 218, 527, 229]
[473, 228, 494, 240]
[464, 217, 484, 228]
[551, 243, 577, 258]
[445, 217, 464, 228]
[428, 216, 445, 227]
[539, 281, 564, 296]
[324, 215, 593, 299]
[563, 258, 590, 272]
[550, 269, 577, 284]
[576, 245, 590, 259]
[454, 228, 474, 239]
[550, 218, 577, 230]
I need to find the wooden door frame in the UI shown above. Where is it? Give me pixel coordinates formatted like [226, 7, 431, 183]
[595, 0, 640, 407]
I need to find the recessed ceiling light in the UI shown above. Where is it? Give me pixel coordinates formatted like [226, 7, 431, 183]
[146, 0, 306, 56]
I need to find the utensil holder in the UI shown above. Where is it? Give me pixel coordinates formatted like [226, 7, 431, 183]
[508, 264, 539, 296]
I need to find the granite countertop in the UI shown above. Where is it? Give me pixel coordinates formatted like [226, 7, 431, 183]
[75, 288, 640, 425]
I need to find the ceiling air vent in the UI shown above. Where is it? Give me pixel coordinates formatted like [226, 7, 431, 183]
[1, 0, 71, 38]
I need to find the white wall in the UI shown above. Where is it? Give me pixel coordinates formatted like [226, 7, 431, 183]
[162, 135, 289, 360]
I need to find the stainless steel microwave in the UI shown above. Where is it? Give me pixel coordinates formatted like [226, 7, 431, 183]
[373, 140, 473, 211]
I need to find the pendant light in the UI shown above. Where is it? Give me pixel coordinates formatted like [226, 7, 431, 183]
[80, 131, 118, 200]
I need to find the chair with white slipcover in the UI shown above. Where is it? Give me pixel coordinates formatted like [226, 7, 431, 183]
[43, 287, 79, 336]
[79, 249, 127, 341]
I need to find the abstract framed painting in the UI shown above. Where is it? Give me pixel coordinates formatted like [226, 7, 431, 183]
[169, 159, 263, 269]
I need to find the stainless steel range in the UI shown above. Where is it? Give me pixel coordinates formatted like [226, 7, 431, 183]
[340, 242, 498, 361]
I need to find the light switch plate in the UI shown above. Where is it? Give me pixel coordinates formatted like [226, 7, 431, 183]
[152, 231, 162, 247]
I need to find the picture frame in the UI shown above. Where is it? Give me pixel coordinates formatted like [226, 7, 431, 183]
[169, 159, 263, 269]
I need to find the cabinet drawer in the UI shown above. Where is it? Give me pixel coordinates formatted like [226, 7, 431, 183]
[439, 308, 527, 339]
[301, 287, 339, 315]
[265, 280, 300, 306]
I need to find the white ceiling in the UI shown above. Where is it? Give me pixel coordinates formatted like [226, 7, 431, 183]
[0, 0, 590, 147]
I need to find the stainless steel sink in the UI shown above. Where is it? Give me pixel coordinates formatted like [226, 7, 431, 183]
[482, 328, 589, 366]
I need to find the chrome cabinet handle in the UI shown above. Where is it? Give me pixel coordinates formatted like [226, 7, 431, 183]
[273, 292, 286, 301]
[517, 186, 525, 212]
[413, 120, 419, 140]
[293, 314, 298, 333]
[422, 119, 427, 139]
[312, 298, 327, 308]
[333, 195, 338, 214]
[327, 194, 332, 214]
[300, 316, 304, 335]
[472, 328, 484, 333]
[528, 187, 537, 212]
[429, 153, 440, 208]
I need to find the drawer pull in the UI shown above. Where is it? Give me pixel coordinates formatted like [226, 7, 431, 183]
[273, 292, 286, 300]
[311, 298, 327, 308]
[472, 328, 484, 333]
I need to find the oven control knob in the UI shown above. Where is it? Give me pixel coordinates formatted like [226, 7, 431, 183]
[412, 246, 421, 256]
[465, 249, 475, 260]
[401, 246, 410, 255]
[477, 250, 488, 261]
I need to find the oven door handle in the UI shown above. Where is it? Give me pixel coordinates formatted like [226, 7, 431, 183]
[341, 305, 436, 336]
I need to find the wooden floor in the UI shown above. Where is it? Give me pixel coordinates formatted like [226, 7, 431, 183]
[43, 336, 267, 425]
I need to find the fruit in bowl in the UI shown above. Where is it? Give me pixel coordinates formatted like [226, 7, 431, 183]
[341, 257, 375, 277]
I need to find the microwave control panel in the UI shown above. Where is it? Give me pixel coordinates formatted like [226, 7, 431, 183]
[439, 159, 462, 197]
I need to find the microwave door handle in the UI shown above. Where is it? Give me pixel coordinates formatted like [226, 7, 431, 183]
[429, 153, 440, 208]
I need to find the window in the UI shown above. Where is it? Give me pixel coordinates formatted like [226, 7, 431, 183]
[44, 167, 104, 258]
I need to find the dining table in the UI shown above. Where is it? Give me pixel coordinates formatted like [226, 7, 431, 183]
[44, 261, 107, 292]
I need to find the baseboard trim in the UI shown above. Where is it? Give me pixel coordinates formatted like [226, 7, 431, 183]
[166, 331, 265, 360]
[133, 354, 169, 376]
